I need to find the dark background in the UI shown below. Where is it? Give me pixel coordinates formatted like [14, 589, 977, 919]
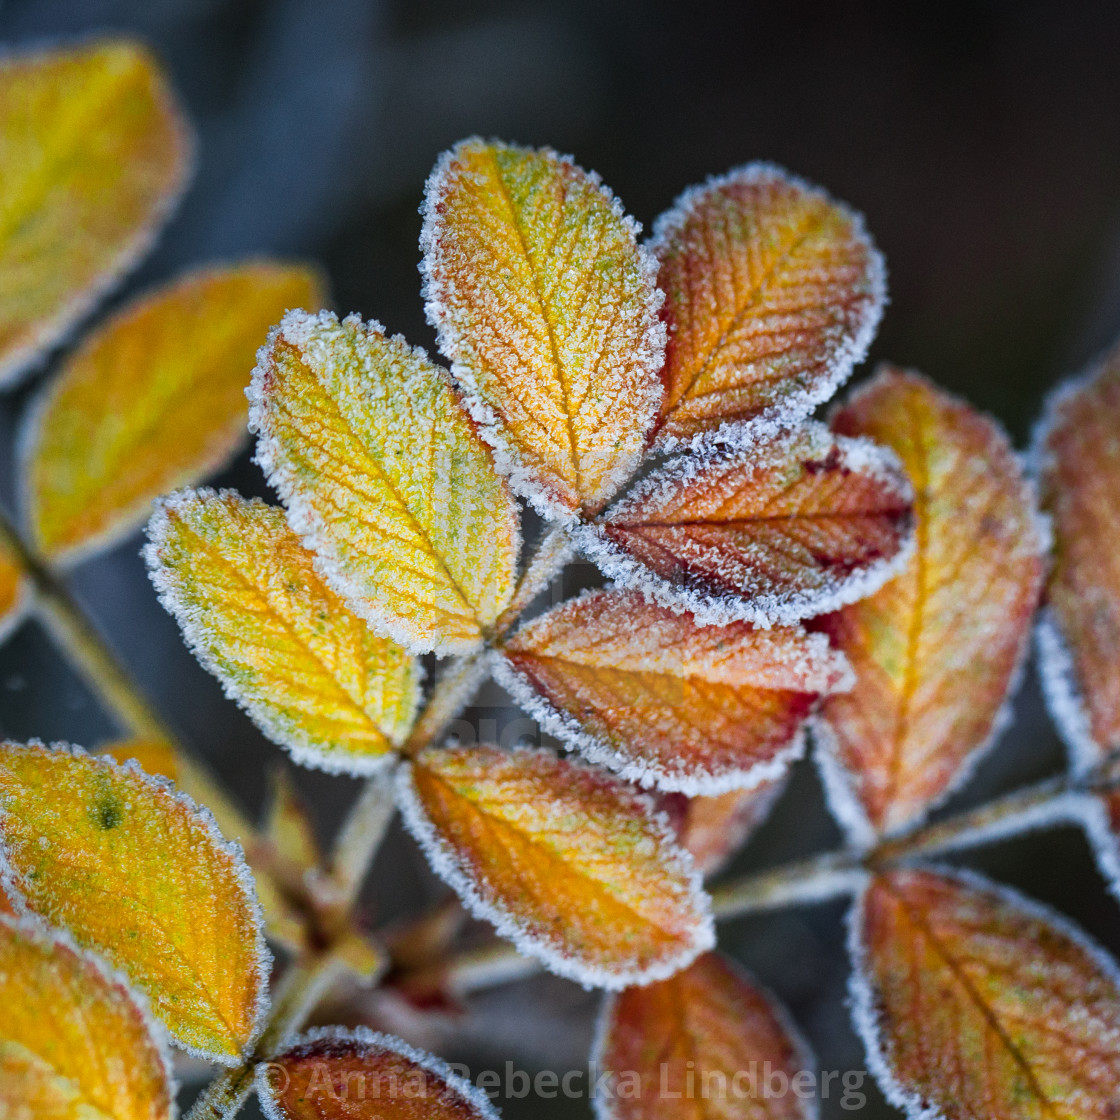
[2, 1, 1120, 1116]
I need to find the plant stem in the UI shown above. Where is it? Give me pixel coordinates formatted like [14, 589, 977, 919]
[184, 953, 344, 1120]
[494, 524, 573, 637]
[327, 771, 398, 902]
[402, 653, 488, 758]
[0, 508, 178, 744]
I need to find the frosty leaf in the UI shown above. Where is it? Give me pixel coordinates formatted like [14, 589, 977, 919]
[146, 489, 420, 775]
[499, 588, 851, 794]
[851, 867, 1120, 1120]
[397, 745, 713, 988]
[1035, 339, 1120, 768]
[584, 421, 912, 627]
[817, 369, 1045, 839]
[649, 163, 885, 451]
[258, 1027, 499, 1120]
[421, 139, 665, 517]
[0, 40, 192, 386]
[251, 310, 520, 655]
[595, 951, 815, 1120]
[26, 262, 324, 563]
[660, 774, 788, 878]
[0, 742, 269, 1064]
[0, 916, 174, 1120]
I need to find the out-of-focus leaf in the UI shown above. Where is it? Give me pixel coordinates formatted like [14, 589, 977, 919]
[660, 774, 788, 879]
[817, 369, 1045, 840]
[851, 867, 1120, 1120]
[0, 916, 174, 1120]
[500, 588, 851, 794]
[0, 883, 13, 916]
[0, 742, 268, 1064]
[397, 745, 713, 989]
[0, 534, 28, 643]
[649, 164, 884, 451]
[421, 139, 665, 518]
[583, 422, 912, 627]
[99, 737, 180, 782]
[1036, 338, 1120, 769]
[258, 1027, 499, 1120]
[26, 262, 324, 563]
[0, 40, 192, 386]
[250, 310, 520, 655]
[264, 767, 321, 873]
[595, 951, 815, 1119]
[147, 489, 420, 775]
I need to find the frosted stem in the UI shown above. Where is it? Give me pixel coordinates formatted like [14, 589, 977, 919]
[494, 523, 573, 637]
[183, 953, 343, 1120]
[327, 771, 398, 901]
[402, 653, 488, 758]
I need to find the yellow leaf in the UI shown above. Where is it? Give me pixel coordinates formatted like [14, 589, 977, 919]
[398, 745, 714, 988]
[421, 139, 666, 517]
[263, 767, 322, 873]
[25, 262, 324, 563]
[596, 951, 815, 1119]
[0, 916, 174, 1120]
[259, 1028, 499, 1120]
[648, 164, 885, 451]
[817, 369, 1045, 838]
[0, 40, 192, 385]
[250, 310, 521, 655]
[147, 489, 420, 774]
[500, 588, 851, 794]
[0, 742, 268, 1064]
[853, 868, 1120, 1120]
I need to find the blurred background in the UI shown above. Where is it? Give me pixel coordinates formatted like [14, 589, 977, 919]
[2, 1, 1120, 1115]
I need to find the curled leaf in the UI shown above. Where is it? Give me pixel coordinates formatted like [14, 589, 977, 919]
[0, 916, 174, 1120]
[146, 488, 420, 774]
[421, 138, 665, 517]
[499, 588, 851, 794]
[0, 742, 269, 1063]
[25, 261, 324, 563]
[649, 163, 885, 451]
[1035, 338, 1120, 768]
[0, 39, 192, 385]
[660, 775, 788, 878]
[258, 1027, 499, 1120]
[251, 310, 520, 655]
[817, 369, 1045, 840]
[397, 745, 714, 989]
[851, 867, 1120, 1120]
[583, 422, 913, 627]
[595, 951, 815, 1120]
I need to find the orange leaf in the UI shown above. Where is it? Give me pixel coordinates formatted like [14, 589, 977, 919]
[421, 139, 665, 517]
[25, 262, 324, 563]
[816, 369, 1046, 839]
[0, 916, 174, 1120]
[250, 310, 520, 655]
[852, 867, 1120, 1120]
[660, 775, 788, 878]
[0, 742, 268, 1063]
[257, 1027, 499, 1120]
[99, 737, 180, 783]
[147, 489, 420, 774]
[583, 422, 913, 627]
[649, 164, 884, 452]
[0, 533, 28, 643]
[397, 745, 713, 988]
[0, 40, 192, 385]
[500, 588, 851, 794]
[595, 951, 815, 1119]
[1036, 338, 1120, 768]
